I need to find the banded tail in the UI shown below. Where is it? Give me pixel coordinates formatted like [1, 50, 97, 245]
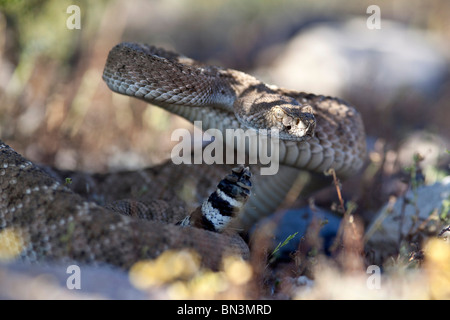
[178, 166, 252, 232]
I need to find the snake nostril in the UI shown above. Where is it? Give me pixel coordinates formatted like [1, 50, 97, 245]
[286, 125, 292, 131]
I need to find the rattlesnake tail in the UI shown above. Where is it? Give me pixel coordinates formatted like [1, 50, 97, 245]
[179, 166, 252, 232]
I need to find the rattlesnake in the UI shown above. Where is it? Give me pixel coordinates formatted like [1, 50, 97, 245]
[0, 43, 366, 270]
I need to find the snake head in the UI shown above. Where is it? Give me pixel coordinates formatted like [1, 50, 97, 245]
[273, 104, 316, 139]
[235, 89, 316, 141]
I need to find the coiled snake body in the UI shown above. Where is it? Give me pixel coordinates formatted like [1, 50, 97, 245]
[0, 43, 366, 270]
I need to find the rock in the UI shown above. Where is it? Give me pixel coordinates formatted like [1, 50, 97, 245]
[365, 176, 450, 263]
[0, 261, 149, 299]
[256, 18, 448, 100]
[252, 207, 342, 261]
[396, 131, 450, 172]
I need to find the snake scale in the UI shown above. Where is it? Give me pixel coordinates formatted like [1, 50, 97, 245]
[0, 43, 366, 270]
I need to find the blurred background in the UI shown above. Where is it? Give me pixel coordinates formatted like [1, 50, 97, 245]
[0, 0, 449, 208]
[1, 0, 450, 300]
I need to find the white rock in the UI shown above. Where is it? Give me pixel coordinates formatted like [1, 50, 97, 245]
[365, 176, 450, 262]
